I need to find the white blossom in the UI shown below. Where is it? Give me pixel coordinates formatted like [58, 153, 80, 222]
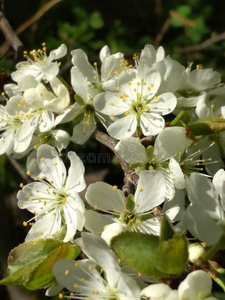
[85, 170, 166, 235]
[17, 145, 86, 242]
[11, 44, 67, 82]
[141, 270, 218, 300]
[52, 232, 140, 300]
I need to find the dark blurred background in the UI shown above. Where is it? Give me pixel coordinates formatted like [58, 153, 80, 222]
[1, 0, 225, 299]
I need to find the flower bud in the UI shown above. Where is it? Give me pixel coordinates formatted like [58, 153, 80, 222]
[188, 244, 206, 265]
[101, 223, 127, 246]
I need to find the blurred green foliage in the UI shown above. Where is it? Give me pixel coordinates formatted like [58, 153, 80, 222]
[1, 0, 225, 75]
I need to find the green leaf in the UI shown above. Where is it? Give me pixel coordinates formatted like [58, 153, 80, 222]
[89, 12, 104, 29]
[212, 268, 225, 292]
[160, 215, 175, 243]
[111, 232, 169, 278]
[0, 239, 81, 289]
[154, 234, 188, 275]
[7, 239, 64, 275]
[25, 244, 80, 290]
[188, 119, 225, 136]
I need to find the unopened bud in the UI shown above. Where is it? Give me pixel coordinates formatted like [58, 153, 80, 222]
[188, 244, 206, 265]
[101, 223, 127, 246]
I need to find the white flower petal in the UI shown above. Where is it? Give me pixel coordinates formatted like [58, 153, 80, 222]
[84, 210, 114, 234]
[178, 270, 213, 300]
[186, 173, 222, 219]
[99, 45, 110, 62]
[140, 112, 165, 136]
[70, 117, 96, 145]
[36, 145, 66, 189]
[150, 92, 177, 115]
[182, 204, 222, 246]
[66, 151, 86, 192]
[115, 137, 147, 164]
[169, 158, 185, 189]
[49, 44, 67, 60]
[85, 182, 126, 212]
[71, 49, 96, 82]
[25, 210, 61, 241]
[108, 114, 137, 139]
[141, 283, 172, 298]
[135, 170, 166, 212]
[94, 92, 129, 115]
[155, 127, 193, 158]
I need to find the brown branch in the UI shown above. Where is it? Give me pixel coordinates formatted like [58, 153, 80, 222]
[176, 32, 225, 54]
[0, 11, 23, 53]
[169, 10, 196, 28]
[92, 130, 139, 190]
[6, 155, 32, 184]
[15, 0, 63, 36]
[0, 0, 63, 56]
[153, 18, 171, 48]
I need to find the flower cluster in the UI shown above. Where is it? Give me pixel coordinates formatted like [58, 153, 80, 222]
[1, 42, 225, 300]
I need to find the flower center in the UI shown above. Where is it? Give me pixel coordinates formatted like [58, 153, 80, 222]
[119, 210, 140, 227]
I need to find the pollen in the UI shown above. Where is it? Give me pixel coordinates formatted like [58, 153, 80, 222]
[59, 293, 64, 299]
[65, 269, 69, 275]
[110, 102, 114, 106]
[139, 188, 143, 192]
[116, 86, 120, 91]
[39, 231, 44, 236]
[109, 114, 114, 118]
[20, 183, 24, 188]
[75, 262, 79, 267]
[40, 157, 45, 161]
[73, 283, 78, 288]
[113, 185, 118, 189]
[93, 205, 97, 210]
[23, 221, 28, 227]
[80, 278, 85, 282]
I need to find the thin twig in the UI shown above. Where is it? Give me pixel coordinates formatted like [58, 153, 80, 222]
[0, 0, 63, 56]
[92, 130, 139, 190]
[169, 10, 196, 28]
[0, 11, 23, 52]
[15, 0, 63, 36]
[176, 32, 225, 53]
[153, 18, 171, 48]
[6, 155, 31, 183]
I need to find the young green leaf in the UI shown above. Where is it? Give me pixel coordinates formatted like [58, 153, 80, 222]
[111, 232, 170, 278]
[160, 215, 175, 243]
[154, 234, 188, 275]
[0, 239, 81, 289]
